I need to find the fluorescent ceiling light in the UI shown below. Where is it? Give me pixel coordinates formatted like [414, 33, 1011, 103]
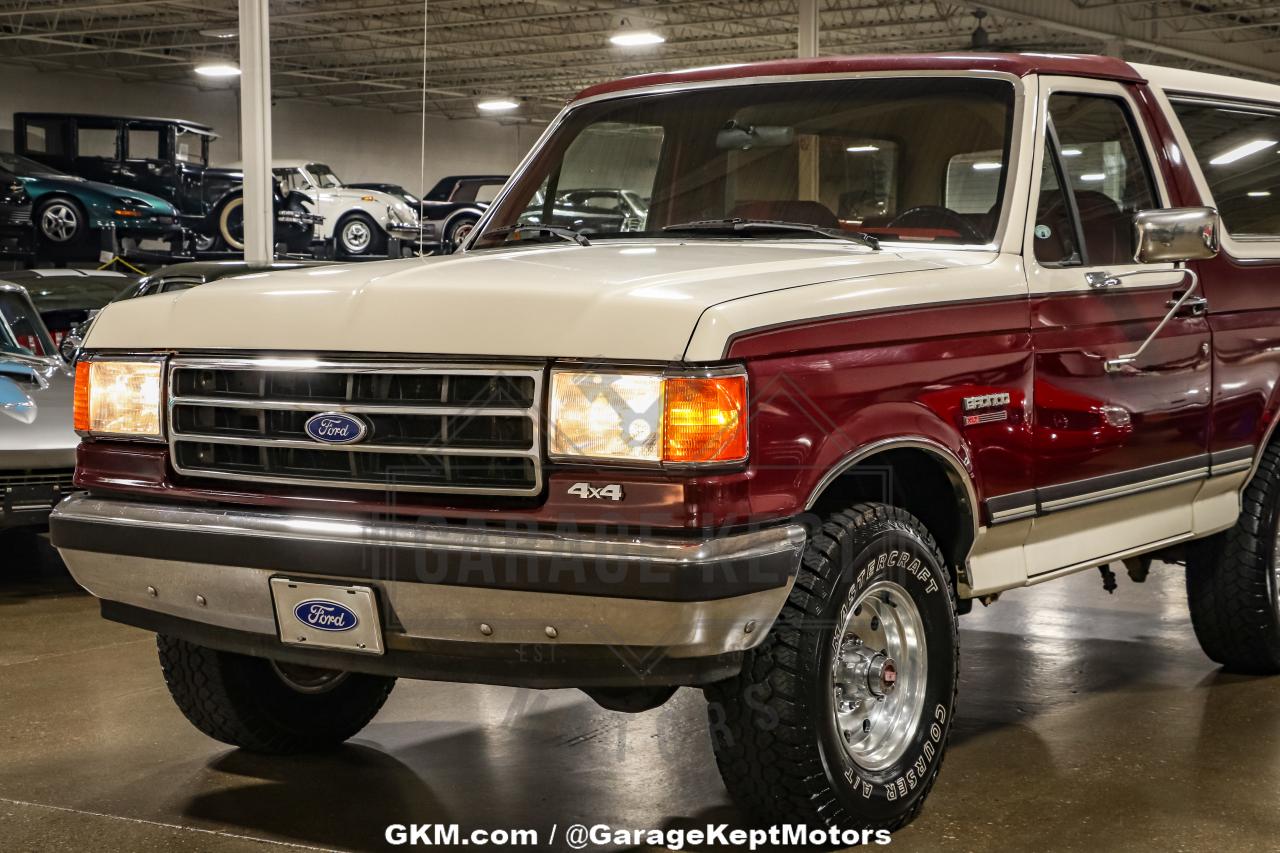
[1249, 190, 1272, 197]
[1060, 147, 1082, 157]
[199, 27, 238, 39]
[971, 161, 1002, 171]
[477, 98, 519, 112]
[1080, 173, 1105, 182]
[846, 145, 880, 153]
[194, 62, 240, 77]
[610, 30, 665, 46]
[1210, 138, 1276, 165]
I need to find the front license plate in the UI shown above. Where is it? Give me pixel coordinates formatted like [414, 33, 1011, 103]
[270, 578, 384, 655]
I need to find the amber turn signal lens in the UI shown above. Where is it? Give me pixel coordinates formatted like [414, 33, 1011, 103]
[73, 360, 164, 437]
[73, 361, 90, 432]
[663, 375, 748, 463]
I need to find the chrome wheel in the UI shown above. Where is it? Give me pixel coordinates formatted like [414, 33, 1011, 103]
[449, 219, 476, 249]
[340, 218, 373, 254]
[39, 201, 81, 243]
[831, 580, 927, 771]
[270, 660, 350, 695]
[193, 232, 217, 252]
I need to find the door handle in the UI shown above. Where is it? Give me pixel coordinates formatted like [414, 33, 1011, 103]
[1166, 294, 1208, 317]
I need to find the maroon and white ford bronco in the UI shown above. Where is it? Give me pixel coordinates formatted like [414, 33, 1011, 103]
[51, 53, 1280, 830]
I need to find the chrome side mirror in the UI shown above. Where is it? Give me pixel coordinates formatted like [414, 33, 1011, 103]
[59, 333, 83, 364]
[1134, 207, 1220, 264]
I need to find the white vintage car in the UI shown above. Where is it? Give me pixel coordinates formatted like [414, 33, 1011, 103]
[270, 161, 422, 257]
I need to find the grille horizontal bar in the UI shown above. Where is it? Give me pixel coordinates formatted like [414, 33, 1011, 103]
[1, 469, 75, 489]
[168, 358, 544, 496]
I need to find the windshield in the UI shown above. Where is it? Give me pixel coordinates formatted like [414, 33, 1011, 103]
[0, 291, 56, 358]
[306, 164, 344, 188]
[0, 151, 69, 178]
[475, 76, 1015, 249]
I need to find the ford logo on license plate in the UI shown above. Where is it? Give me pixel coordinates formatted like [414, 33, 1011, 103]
[304, 411, 368, 444]
[294, 599, 360, 632]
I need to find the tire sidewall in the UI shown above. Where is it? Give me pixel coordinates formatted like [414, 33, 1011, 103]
[219, 197, 246, 251]
[814, 525, 956, 824]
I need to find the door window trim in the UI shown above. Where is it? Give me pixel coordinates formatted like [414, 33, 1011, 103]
[1024, 76, 1177, 293]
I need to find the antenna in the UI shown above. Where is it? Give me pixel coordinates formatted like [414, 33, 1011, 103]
[418, 0, 429, 255]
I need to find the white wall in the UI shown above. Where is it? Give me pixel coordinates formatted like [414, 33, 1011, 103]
[0, 63, 537, 192]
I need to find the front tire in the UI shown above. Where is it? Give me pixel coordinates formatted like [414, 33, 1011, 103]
[336, 212, 383, 257]
[1187, 443, 1280, 673]
[705, 503, 958, 831]
[36, 198, 86, 256]
[157, 634, 396, 754]
[443, 215, 477, 253]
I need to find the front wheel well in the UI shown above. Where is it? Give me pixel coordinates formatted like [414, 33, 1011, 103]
[808, 446, 976, 581]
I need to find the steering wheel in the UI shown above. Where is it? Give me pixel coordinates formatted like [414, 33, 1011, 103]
[886, 206, 986, 243]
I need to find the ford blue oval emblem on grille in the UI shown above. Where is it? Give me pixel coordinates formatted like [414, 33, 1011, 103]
[294, 599, 360, 632]
[304, 412, 368, 444]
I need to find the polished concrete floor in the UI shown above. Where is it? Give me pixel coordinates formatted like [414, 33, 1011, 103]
[3, 537, 1280, 852]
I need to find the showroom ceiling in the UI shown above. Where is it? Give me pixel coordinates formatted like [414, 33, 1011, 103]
[4, 1, 1280, 120]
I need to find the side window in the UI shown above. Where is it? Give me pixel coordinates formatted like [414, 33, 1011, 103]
[1046, 93, 1158, 266]
[78, 126, 119, 159]
[1033, 140, 1081, 266]
[275, 170, 305, 192]
[127, 127, 162, 161]
[1171, 99, 1280, 239]
[22, 118, 69, 156]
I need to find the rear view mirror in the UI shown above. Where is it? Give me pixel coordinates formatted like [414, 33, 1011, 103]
[716, 121, 795, 151]
[1133, 207, 1220, 263]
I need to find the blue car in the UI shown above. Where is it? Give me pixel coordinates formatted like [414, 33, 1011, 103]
[0, 151, 181, 259]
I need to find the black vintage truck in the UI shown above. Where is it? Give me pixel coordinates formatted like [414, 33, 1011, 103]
[13, 113, 319, 254]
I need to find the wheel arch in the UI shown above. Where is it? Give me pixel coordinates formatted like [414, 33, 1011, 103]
[1245, 407, 1280, 489]
[35, 191, 89, 214]
[442, 207, 482, 232]
[805, 436, 979, 577]
[334, 207, 381, 234]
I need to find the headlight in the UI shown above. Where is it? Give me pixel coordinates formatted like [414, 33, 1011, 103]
[549, 370, 747, 465]
[112, 197, 149, 217]
[73, 359, 164, 438]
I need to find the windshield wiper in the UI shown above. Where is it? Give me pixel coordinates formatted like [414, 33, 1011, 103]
[483, 223, 591, 247]
[662, 218, 879, 250]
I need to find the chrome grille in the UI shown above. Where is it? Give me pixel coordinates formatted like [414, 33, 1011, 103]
[167, 358, 543, 496]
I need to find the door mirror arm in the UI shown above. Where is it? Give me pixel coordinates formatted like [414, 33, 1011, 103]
[1102, 268, 1201, 374]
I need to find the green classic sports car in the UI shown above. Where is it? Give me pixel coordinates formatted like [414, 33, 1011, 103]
[0, 152, 182, 259]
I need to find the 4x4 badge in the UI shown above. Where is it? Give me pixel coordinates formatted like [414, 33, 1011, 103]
[567, 482, 624, 501]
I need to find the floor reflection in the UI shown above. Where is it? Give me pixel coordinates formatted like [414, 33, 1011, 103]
[4, 560, 1280, 851]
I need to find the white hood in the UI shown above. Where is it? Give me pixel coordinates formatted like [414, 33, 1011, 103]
[84, 241, 998, 362]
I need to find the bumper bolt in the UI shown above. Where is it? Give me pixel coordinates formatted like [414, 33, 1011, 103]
[480, 623, 493, 636]
[545, 626, 558, 639]
[195, 594, 207, 607]
[146, 586, 158, 598]
[744, 620, 756, 634]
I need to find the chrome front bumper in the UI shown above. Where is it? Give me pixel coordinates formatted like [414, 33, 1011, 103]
[52, 495, 805, 685]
